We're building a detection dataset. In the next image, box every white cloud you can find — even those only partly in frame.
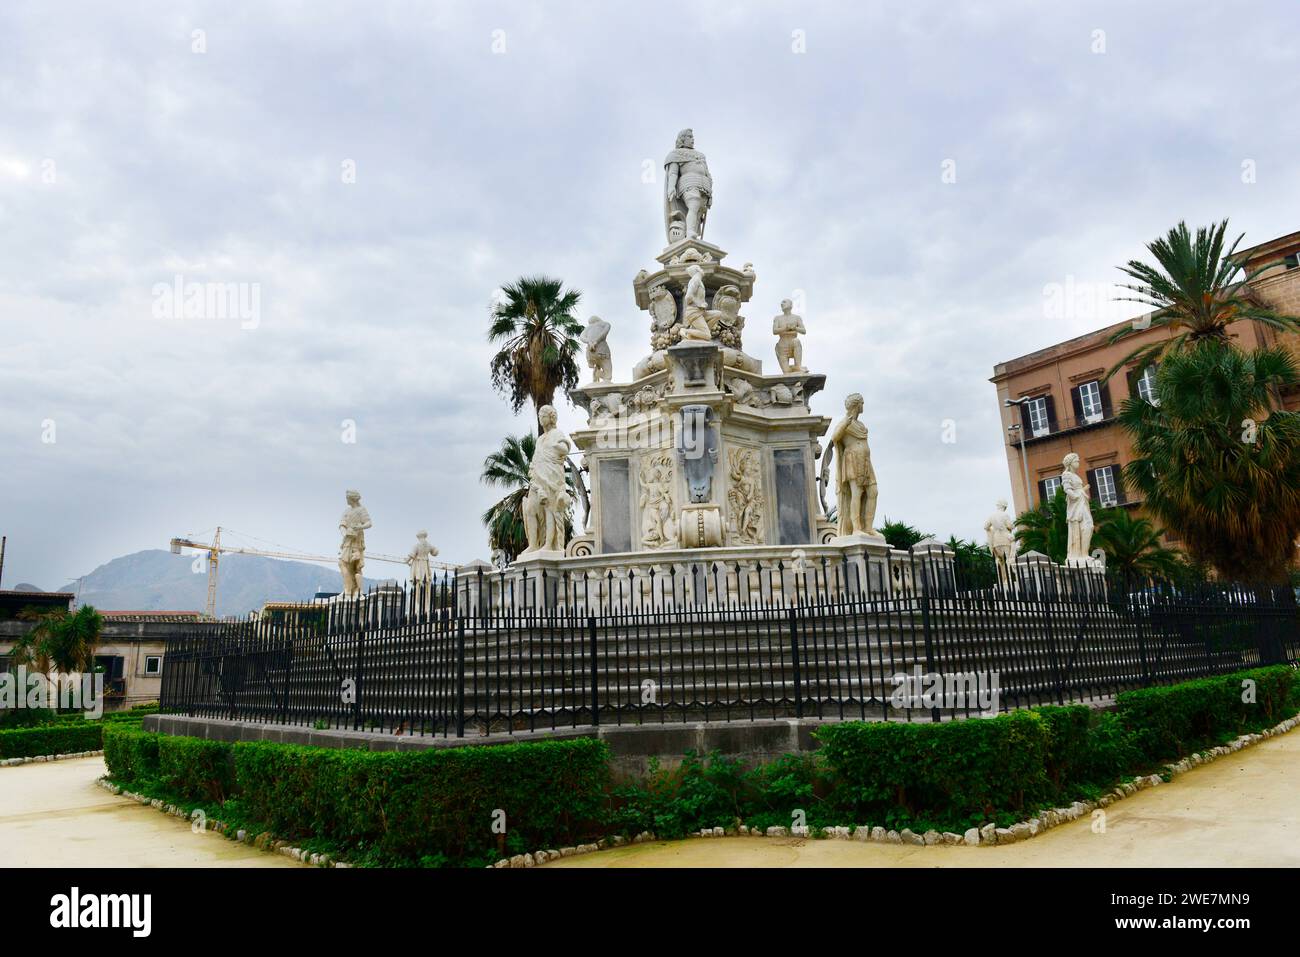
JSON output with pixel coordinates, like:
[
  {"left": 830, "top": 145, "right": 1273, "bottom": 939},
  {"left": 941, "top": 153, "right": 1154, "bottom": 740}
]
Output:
[{"left": 3, "top": 0, "right": 1299, "bottom": 587}]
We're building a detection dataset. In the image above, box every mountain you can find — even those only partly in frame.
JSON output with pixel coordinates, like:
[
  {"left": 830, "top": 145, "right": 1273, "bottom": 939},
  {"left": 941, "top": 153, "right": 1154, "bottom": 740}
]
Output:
[{"left": 60, "top": 550, "right": 394, "bottom": 618}]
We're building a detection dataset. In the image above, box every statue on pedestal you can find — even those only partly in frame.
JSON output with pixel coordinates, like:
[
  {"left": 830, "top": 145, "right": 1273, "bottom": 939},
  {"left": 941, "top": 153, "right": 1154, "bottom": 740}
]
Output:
[
  {"left": 825, "top": 393, "right": 878, "bottom": 537},
  {"left": 406, "top": 530, "right": 439, "bottom": 583},
  {"left": 664, "top": 128, "right": 712, "bottom": 242},
  {"left": 1062, "top": 453, "right": 1095, "bottom": 563},
  {"left": 581, "top": 315, "right": 613, "bottom": 382},
  {"left": 772, "top": 299, "right": 807, "bottom": 373},
  {"left": 680, "top": 265, "right": 713, "bottom": 341},
  {"left": 338, "top": 489, "right": 372, "bottom": 597},
  {"left": 984, "top": 500, "right": 1018, "bottom": 586},
  {"left": 521, "top": 405, "right": 572, "bottom": 556}
]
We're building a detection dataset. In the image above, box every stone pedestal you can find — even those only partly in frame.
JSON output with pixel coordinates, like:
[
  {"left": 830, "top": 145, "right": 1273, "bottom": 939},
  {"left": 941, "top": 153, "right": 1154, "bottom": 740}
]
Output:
[{"left": 911, "top": 538, "right": 957, "bottom": 597}]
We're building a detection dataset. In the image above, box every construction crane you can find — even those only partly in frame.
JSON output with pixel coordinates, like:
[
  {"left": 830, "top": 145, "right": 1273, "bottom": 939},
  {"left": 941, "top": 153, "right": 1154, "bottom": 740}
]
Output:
[{"left": 169, "top": 527, "right": 459, "bottom": 619}]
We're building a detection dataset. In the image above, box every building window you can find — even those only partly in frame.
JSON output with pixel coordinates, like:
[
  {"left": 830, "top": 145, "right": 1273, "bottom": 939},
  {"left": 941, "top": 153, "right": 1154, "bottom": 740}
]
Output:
[
  {"left": 1027, "top": 396, "right": 1050, "bottom": 437},
  {"left": 1042, "top": 476, "right": 1062, "bottom": 502},
  {"left": 1135, "top": 365, "right": 1159, "bottom": 405},
  {"left": 1285, "top": 253, "right": 1299, "bottom": 270},
  {"left": 1078, "top": 381, "right": 1104, "bottom": 422},
  {"left": 1094, "top": 466, "right": 1119, "bottom": 507},
  {"left": 144, "top": 655, "right": 162, "bottom": 676}
]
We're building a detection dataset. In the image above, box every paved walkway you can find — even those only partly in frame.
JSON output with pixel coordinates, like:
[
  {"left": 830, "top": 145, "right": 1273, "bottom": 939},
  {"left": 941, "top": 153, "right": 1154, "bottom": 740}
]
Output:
[
  {"left": 547, "top": 729, "right": 1300, "bottom": 868},
  {"left": 0, "top": 757, "right": 300, "bottom": 868}
]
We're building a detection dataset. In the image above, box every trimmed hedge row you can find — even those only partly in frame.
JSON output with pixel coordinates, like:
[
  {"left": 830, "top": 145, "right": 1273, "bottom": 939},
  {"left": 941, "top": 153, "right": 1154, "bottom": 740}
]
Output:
[
  {"left": 1117, "top": 666, "right": 1298, "bottom": 762},
  {"left": 101, "top": 666, "right": 1299, "bottom": 863},
  {"left": 0, "top": 703, "right": 159, "bottom": 758},
  {"left": 0, "top": 722, "right": 104, "bottom": 759},
  {"left": 103, "top": 724, "right": 610, "bottom": 866}
]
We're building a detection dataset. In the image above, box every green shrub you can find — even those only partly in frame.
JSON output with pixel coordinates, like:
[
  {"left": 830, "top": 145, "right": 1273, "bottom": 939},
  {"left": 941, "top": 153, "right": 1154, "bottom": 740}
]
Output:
[
  {"left": 611, "top": 751, "right": 750, "bottom": 839},
  {"left": 1118, "top": 666, "right": 1297, "bottom": 762},
  {"left": 107, "top": 732, "right": 610, "bottom": 867},
  {"left": 158, "top": 736, "right": 235, "bottom": 803},
  {"left": 816, "top": 709, "right": 1054, "bottom": 831},
  {"left": 0, "top": 721, "right": 102, "bottom": 758},
  {"left": 0, "top": 708, "right": 57, "bottom": 729},
  {"left": 102, "top": 722, "right": 161, "bottom": 783}
]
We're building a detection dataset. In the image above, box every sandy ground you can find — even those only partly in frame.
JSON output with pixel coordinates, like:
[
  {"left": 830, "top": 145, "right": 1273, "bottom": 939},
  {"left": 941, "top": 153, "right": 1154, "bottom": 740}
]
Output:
[
  {"left": 0, "top": 757, "right": 301, "bottom": 868},
  {"left": 546, "top": 729, "right": 1300, "bottom": 868}
]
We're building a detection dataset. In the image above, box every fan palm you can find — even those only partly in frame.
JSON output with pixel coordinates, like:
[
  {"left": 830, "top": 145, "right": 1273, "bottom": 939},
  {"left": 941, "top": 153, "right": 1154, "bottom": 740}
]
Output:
[
  {"left": 1118, "top": 342, "right": 1300, "bottom": 582},
  {"left": 1013, "top": 492, "right": 1113, "bottom": 565},
  {"left": 481, "top": 433, "right": 536, "bottom": 564},
  {"left": 488, "top": 276, "right": 583, "bottom": 428},
  {"left": 10, "top": 605, "right": 103, "bottom": 677},
  {"left": 1106, "top": 220, "right": 1300, "bottom": 379},
  {"left": 878, "top": 518, "right": 931, "bottom": 552},
  {"left": 1090, "top": 509, "right": 1184, "bottom": 582}
]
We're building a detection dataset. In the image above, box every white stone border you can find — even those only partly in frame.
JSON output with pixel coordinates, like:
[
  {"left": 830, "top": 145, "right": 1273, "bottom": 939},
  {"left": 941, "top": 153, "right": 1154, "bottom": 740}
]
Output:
[
  {"left": 94, "top": 779, "right": 352, "bottom": 868},
  {"left": 502, "top": 712, "right": 1300, "bottom": 866},
  {"left": 0, "top": 749, "right": 103, "bottom": 767}
]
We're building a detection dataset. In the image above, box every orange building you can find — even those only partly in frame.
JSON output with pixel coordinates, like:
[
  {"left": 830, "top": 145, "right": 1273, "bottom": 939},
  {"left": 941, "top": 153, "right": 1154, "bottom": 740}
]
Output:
[{"left": 990, "top": 229, "right": 1300, "bottom": 527}]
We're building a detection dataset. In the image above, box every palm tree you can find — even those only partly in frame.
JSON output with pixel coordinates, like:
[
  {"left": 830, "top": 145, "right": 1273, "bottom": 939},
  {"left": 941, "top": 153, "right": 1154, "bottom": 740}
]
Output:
[
  {"left": 480, "top": 432, "right": 578, "bottom": 562},
  {"left": 488, "top": 276, "right": 583, "bottom": 427},
  {"left": 10, "top": 607, "right": 58, "bottom": 674},
  {"left": 1090, "top": 510, "right": 1184, "bottom": 582},
  {"left": 1014, "top": 492, "right": 1071, "bottom": 564},
  {"left": 878, "top": 518, "right": 931, "bottom": 552},
  {"left": 1106, "top": 220, "right": 1300, "bottom": 378},
  {"left": 481, "top": 433, "right": 536, "bottom": 564},
  {"left": 1118, "top": 342, "right": 1300, "bottom": 582},
  {"left": 47, "top": 605, "right": 104, "bottom": 674}
]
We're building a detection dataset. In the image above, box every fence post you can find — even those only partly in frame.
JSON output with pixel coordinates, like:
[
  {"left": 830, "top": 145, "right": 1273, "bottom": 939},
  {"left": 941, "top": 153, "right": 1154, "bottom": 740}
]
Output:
[
  {"left": 1132, "top": 579, "right": 1153, "bottom": 687},
  {"left": 351, "top": 606, "right": 365, "bottom": 731},
  {"left": 588, "top": 616, "right": 600, "bottom": 727},
  {"left": 917, "top": 556, "right": 940, "bottom": 723},
  {"left": 788, "top": 605, "right": 803, "bottom": 719},
  {"left": 280, "top": 635, "right": 293, "bottom": 725},
  {"left": 455, "top": 618, "right": 466, "bottom": 738}
]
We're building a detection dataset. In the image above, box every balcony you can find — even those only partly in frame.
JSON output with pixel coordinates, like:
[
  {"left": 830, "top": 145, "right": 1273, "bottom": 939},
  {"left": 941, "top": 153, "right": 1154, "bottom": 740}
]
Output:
[{"left": 1008, "top": 411, "right": 1118, "bottom": 447}]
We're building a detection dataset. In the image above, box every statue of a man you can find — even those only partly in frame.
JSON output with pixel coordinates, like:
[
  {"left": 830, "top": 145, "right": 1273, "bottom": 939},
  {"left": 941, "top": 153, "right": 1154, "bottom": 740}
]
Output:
[
  {"left": 406, "top": 530, "right": 439, "bottom": 583},
  {"left": 522, "top": 405, "right": 572, "bottom": 555},
  {"left": 984, "top": 499, "right": 1018, "bottom": 586},
  {"left": 680, "top": 265, "right": 712, "bottom": 341},
  {"left": 825, "top": 393, "right": 879, "bottom": 537},
  {"left": 580, "top": 315, "right": 613, "bottom": 382},
  {"left": 772, "top": 299, "right": 807, "bottom": 373},
  {"left": 338, "top": 489, "right": 372, "bottom": 597},
  {"left": 664, "top": 128, "right": 712, "bottom": 242},
  {"left": 1062, "top": 453, "right": 1095, "bottom": 563}
]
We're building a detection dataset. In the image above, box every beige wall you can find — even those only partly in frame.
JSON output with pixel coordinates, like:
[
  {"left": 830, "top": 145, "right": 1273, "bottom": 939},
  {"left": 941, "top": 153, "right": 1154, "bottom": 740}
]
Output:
[{"left": 992, "top": 247, "right": 1300, "bottom": 524}]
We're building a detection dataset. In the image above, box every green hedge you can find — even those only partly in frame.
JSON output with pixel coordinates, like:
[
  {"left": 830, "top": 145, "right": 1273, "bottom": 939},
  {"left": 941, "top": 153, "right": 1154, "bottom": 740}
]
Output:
[
  {"left": 98, "top": 667, "right": 1300, "bottom": 863},
  {"left": 815, "top": 709, "right": 1058, "bottom": 830},
  {"left": 0, "top": 722, "right": 103, "bottom": 759},
  {"left": 102, "top": 722, "right": 160, "bottom": 782},
  {"left": 103, "top": 725, "right": 610, "bottom": 867},
  {"left": 159, "top": 736, "right": 236, "bottom": 803},
  {"left": 1117, "top": 666, "right": 1299, "bottom": 762}
]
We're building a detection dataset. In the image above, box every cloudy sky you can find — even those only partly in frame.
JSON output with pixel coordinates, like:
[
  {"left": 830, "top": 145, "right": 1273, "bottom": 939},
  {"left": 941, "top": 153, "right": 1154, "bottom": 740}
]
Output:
[{"left": 3, "top": 1, "right": 1298, "bottom": 591}]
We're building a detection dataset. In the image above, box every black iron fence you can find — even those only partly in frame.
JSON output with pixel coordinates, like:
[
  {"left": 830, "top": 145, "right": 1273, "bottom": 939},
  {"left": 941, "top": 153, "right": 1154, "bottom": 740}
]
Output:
[{"left": 158, "top": 553, "right": 1300, "bottom": 736}]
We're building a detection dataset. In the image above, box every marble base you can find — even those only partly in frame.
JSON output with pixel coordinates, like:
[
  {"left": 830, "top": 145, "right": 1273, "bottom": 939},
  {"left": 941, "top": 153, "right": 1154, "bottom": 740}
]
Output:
[{"left": 830, "top": 532, "right": 888, "bottom": 548}]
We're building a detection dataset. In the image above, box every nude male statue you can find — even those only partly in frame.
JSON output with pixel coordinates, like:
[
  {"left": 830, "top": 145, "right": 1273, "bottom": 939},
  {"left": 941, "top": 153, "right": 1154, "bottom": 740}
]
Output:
[{"left": 772, "top": 299, "right": 807, "bottom": 373}]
